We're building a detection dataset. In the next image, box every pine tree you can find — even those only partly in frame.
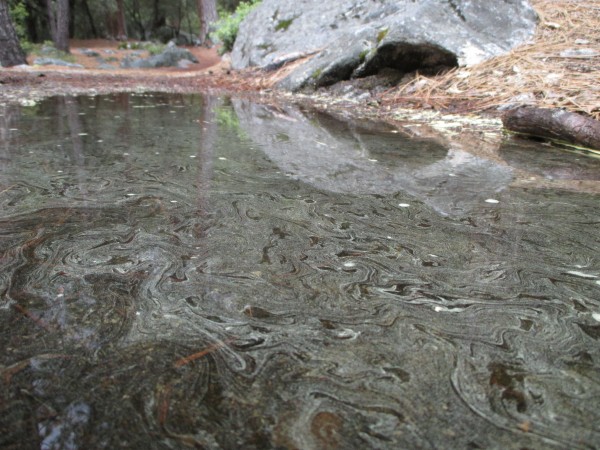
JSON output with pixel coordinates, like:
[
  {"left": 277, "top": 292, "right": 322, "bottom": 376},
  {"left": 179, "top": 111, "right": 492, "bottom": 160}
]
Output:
[
  {"left": 0, "top": 0, "right": 27, "bottom": 67},
  {"left": 197, "top": 0, "right": 217, "bottom": 45},
  {"left": 46, "top": 0, "right": 69, "bottom": 52}
]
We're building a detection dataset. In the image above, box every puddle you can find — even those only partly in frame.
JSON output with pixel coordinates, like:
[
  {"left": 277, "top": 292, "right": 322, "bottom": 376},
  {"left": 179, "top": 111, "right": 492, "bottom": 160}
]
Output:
[{"left": 1, "top": 93, "right": 599, "bottom": 449}]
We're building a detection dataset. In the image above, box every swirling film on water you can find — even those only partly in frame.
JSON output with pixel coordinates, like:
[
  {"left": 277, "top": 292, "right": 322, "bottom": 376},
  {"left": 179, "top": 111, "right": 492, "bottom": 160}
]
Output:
[{"left": 0, "top": 93, "right": 599, "bottom": 449}]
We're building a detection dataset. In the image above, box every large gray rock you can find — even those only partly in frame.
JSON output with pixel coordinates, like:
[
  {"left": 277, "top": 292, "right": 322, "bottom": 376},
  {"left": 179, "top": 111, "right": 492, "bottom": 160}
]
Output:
[
  {"left": 120, "top": 46, "right": 198, "bottom": 69},
  {"left": 232, "top": 0, "right": 538, "bottom": 91},
  {"left": 33, "top": 57, "right": 84, "bottom": 68}
]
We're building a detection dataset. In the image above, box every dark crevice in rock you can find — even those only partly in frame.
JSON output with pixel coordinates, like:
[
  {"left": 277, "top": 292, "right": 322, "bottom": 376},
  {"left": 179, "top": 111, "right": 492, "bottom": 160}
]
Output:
[
  {"left": 447, "top": 0, "right": 467, "bottom": 22},
  {"left": 315, "top": 63, "right": 358, "bottom": 89},
  {"left": 356, "top": 42, "right": 458, "bottom": 78}
]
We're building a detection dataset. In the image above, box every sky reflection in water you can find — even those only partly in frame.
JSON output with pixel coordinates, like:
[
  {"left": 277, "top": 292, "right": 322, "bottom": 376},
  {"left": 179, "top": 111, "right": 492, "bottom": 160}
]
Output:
[{"left": 0, "top": 93, "right": 599, "bottom": 449}]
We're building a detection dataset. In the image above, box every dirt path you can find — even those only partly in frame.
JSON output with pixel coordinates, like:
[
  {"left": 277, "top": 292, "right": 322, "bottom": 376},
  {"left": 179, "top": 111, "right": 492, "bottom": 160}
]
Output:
[
  {"left": 66, "top": 39, "right": 222, "bottom": 72},
  {"left": 0, "top": 39, "right": 269, "bottom": 105}
]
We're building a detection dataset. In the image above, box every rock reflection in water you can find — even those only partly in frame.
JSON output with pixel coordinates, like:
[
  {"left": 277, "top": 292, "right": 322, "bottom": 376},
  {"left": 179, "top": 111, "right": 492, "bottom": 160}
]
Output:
[
  {"left": 233, "top": 101, "right": 514, "bottom": 216},
  {"left": 0, "top": 94, "right": 599, "bottom": 449}
]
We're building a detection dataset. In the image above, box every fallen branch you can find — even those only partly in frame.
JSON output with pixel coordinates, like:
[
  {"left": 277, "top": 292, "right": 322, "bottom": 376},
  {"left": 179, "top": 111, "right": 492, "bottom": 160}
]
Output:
[{"left": 502, "top": 106, "right": 600, "bottom": 150}]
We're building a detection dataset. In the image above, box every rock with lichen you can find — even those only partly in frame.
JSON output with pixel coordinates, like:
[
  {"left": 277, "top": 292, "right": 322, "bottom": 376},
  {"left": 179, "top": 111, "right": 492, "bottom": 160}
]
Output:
[{"left": 232, "top": 0, "right": 538, "bottom": 91}]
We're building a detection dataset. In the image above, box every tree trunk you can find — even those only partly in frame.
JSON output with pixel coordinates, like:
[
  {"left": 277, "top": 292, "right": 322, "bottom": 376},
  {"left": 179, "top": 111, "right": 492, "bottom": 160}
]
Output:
[
  {"left": 46, "top": 0, "right": 69, "bottom": 52},
  {"left": 503, "top": 107, "right": 600, "bottom": 151},
  {"left": 115, "top": 0, "right": 127, "bottom": 40},
  {"left": 151, "top": 0, "right": 163, "bottom": 30},
  {"left": 68, "top": 0, "right": 74, "bottom": 37},
  {"left": 80, "top": 0, "right": 98, "bottom": 38},
  {"left": 0, "top": 0, "right": 27, "bottom": 67},
  {"left": 24, "top": 0, "right": 44, "bottom": 42},
  {"left": 196, "top": 0, "right": 217, "bottom": 45}
]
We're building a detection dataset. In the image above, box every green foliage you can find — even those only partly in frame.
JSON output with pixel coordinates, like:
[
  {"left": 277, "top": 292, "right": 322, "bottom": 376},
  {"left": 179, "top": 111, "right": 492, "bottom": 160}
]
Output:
[
  {"left": 257, "top": 43, "right": 273, "bottom": 51},
  {"left": 215, "top": 104, "right": 249, "bottom": 139},
  {"left": 311, "top": 68, "right": 323, "bottom": 79},
  {"left": 144, "top": 43, "right": 166, "bottom": 55},
  {"left": 377, "top": 28, "right": 389, "bottom": 43},
  {"left": 20, "top": 41, "right": 36, "bottom": 55},
  {"left": 26, "top": 41, "right": 76, "bottom": 62},
  {"left": 359, "top": 49, "right": 369, "bottom": 62},
  {"left": 118, "top": 41, "right": 166, "bottom": 55},
  {"left": 218, "top": 0, "right": 244, "bottom": 14},
  {"left": 216, "top": 106, "right": 240, "bottom": 131},
  {"left": 8, "top": 1, "right": 29, "bottom": 48},
  {"left": 274, "top": 18, "right": 294, "bottom": 32},
  {"left": 211, "top": 0, "right": 261, "bottom": 55}
]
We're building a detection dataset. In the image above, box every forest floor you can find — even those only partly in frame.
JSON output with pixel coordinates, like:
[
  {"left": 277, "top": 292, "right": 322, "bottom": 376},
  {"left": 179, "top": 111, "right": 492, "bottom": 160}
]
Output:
[{"left": 0, "top": 0, "right": 598, "bottom": 124}]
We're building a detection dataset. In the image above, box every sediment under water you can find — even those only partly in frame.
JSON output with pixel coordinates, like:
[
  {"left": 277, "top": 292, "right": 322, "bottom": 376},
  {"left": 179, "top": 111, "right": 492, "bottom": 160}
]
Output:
[{"left": 0, "top": 93, "right": 599, "bottom": 449}]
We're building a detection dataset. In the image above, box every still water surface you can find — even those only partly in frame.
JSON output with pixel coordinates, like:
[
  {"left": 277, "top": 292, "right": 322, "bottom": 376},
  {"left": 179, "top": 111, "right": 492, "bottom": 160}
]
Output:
[{"left": 0, "top": 94, "right": 599, "bottom": 449}]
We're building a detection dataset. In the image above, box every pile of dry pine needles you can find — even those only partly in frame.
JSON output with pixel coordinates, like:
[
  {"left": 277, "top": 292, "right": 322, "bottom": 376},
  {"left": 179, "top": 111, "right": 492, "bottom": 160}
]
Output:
[{"left": 382, "top": 0, "right": 600, "bottom": 119}]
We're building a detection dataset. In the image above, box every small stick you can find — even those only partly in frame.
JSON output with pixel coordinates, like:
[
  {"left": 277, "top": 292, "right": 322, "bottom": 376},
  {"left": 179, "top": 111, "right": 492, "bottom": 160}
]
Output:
[
  {"left": 12, "top": 304, "right": 53, "bottom": 331},
  {"left": 2, "top": 354, "right": 71, "bottom": 384},
  {"left": 173, "top": 338, "right": 235, "bottom": 368}
]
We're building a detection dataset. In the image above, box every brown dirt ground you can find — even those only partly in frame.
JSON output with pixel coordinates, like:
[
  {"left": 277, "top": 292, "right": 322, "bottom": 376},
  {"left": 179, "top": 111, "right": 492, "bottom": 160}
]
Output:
[
  {"left": 0, "top": 0, "right": 598, "bottom": 122},
  {"left": 0, "top": 40, "right": 253, "bottom": 100},
  {"left": 66, "top": 39, "right": 222, "bottom": 72}
]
